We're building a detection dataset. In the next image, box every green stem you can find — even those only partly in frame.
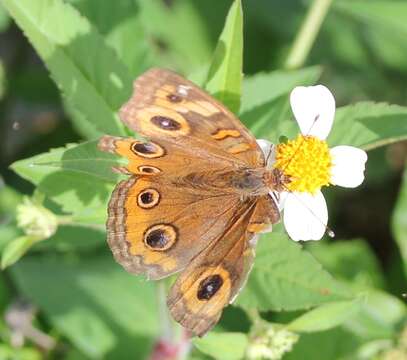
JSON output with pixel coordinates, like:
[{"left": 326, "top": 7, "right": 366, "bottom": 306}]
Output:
[
  {"left": 57, "top": 215, "right": 74, "bottom": 225},
  {"left": 154, "top": 281, "right": 192, "bottom": 360},
  {"left": 247, "top": 308, "right": 262, "bottom": 326},
  {"left": 156, "top": 280, "right": 173, "bottom": 341},
  {"left": 57, "top": 216, "right": 105, "bottom": 231},
  {"left": 284, "top": 0, "right": 333, "bottom": 70}
]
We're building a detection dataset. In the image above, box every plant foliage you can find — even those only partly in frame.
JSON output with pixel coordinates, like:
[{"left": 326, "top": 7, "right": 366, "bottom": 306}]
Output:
[{"left": 1, "top": 0, "right": 406, "bottom": 359}]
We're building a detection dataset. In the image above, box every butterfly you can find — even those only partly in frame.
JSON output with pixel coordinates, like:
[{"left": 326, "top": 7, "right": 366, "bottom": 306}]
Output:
[{"left": 98, "top": 68, "right": 287, "bottom": 336}]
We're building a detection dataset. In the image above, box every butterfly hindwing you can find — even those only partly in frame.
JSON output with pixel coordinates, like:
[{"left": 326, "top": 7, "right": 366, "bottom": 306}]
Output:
[
  {"left": 167, "top": 201, "right": 258, "bottom": 336},
  {"left": 167, "top": 195, "right": 279, "bottom": 336}
]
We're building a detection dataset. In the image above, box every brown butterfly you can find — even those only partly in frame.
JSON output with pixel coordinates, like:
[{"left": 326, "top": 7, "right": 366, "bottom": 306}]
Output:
[{"left": 98, "top": 68, "right": 287, "bottom": 336}]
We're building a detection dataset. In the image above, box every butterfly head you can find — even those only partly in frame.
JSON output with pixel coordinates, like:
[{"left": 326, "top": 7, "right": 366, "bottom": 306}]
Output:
[{"left": 264, "top": 168, "right": 292, "bottom": 193}]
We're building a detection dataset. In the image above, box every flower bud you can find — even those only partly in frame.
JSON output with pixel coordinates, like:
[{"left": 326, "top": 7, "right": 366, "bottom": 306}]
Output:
[
  {"left": 16, "top": 197, "right": 58, "bottom": 239},
  {"left": 246, "top": 324, "right": 298, "bottom": 360}
]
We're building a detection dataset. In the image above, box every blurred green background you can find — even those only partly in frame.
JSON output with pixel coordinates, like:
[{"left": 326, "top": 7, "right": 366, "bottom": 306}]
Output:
[{"left": 0, "top": 0, "right": 407, "bottom": 359}]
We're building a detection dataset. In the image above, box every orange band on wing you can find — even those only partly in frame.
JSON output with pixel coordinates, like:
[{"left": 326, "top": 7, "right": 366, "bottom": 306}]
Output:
[
  {"left": 227, "top": 143, "right": 252, "bottom": 154},
  {"left": 211, "top": 129, "right": 242, "bottom": 140}
]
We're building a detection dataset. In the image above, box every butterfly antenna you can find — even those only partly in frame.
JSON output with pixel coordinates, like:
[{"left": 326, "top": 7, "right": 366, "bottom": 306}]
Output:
[{"left": 265, "top": 144, "right": 275, "bottom": 165}]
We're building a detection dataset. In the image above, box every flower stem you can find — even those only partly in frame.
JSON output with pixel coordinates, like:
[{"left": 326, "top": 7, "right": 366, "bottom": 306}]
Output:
[
  {"left": 57, "top": 216, "right": 105, "bottom": 231},
  {"left": 156, "top": 280, "right": 172, "bottom": 341},
  {"left": 149, "top": 281, "right": 192, "bottom": 360},
  {"left": 284, "top": 0, "right": 333, "bottom": 70},
  {"left": 247, "top": 308, "right": 262, "bottom": 326}
]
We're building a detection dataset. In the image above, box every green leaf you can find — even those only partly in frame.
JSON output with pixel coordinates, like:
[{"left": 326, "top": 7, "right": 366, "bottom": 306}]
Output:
[
  {"left": 0, "top": 184, "right": 22, "bottom": 218},
  {"left": 241, "top": 66, "right": 322, "bottom": 114},
  {"left": 137, "top": 0, "right": 212, "bottom": 72},
  {"left": 334, "top": 1, "right": 407, "bottom": 72},
  {"left": 205, "top": 0, "right": 243, "bottom": 113},
  {"left": 392, "top": 165, "right": 407, "bottom": 275},
  {"left": 105, "top": 15, "right": 152, "bottom": 78},
  {"left": 286, "top": 298, "right": 363, "bottom": 333},
  {"left": 12, "top": 141, "right": 124, "bottom": 183},
  {"left": 0, "top": 225, "right": 22, "bottom": 253},
  {"left": 193, "top": 332, "right": 248, "bottom": 360},
  {"left": 2, "top": 0, "right": 132, "bottom": 137},
  {"left": 364, "top": 23, "right": 407, "bottom": 72},
  {"left": 323, "top": 15, "right": 370, "bottom": 69},
  {"left": 284, "top": 327, "right": 361, "bottom": 360},
  {"left": 1, "top": 236, "right": 37, "bottom": 269},
  {"left": 306, "top": 239, "right": 385, "bottom": 288},
  {"left": 343, "top": 289, "right": 406, "bottom": 340},
  {"left": 36, "top": 225, "right": 105, "bottom": 252},
  {"left": 309, "top": 239, "right": 407, "bottom": 339},
  {"left": 69, "top": 0, "right": 137, "bottom": 36},
  {"left": 240, "top": 67, "right": 321, "bottom": 141},
  {"left": 43, "top": 172, "right": 110, "bottom": 222},
  {"left": 329, "top": 102, "right": 407, "bottom": 150},
  {"left": 11, "top": 144, "right": 115, "bottom": 221},
  {"left": 237, "top": 231, "right": 353, "bottom": 312},
  {"left": 11, "top": 252, "right": 158, "bottom": 359},
  {"left": 334, "top": 1, "right": 407, "bottom": 36},
  {"left": 0, "top": 345, "right": 42, "bottom": 360},
  {"left": 244, "top": 95, "right": 295, "bottom": 140},
  {"left": 11, "top": 146, "right": 70, "bottom": 185},
  {"left": 0, "top": 3, "right": 11, "bottom": 33},
  {"left": 64, "top": 101, "right": 104, "bottom": 139},
  {"left": 62, "top": 141, "right": 124, "bottom": 182},
  {"left": 68, "top": 0, "right": 153, "bottom": 77}
]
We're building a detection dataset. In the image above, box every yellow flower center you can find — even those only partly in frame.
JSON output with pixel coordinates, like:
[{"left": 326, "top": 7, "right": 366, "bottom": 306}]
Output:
[{"left": 274, "top": 135, "right": 332, "bottom": 194}]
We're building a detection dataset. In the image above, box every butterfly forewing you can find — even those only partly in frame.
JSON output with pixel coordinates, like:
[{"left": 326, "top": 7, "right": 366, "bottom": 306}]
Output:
[
  {"left": 98, "top": 135, "right": 237, "bottom": 177},
  {"left": 119, "top": 68, "right": 264, "bottom": 168}
]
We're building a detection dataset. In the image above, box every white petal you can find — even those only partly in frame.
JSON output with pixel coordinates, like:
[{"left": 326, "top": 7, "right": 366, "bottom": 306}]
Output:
[
  {"left": 290, "top": 85, "right": 336, "bottom": 140},
  {"left": 283, "top": 191, "right": 328, "bottom": 241},
  {"left": 330, "top": 146, "right": 368, "bottom": 188},
  {"left": 256, "top": 138, "right": 275, "bottom": 168}
]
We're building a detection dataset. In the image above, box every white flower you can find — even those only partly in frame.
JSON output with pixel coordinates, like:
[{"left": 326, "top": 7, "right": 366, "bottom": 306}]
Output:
[{"left": 257, "top": 85, "right": 367, "bottom": 241}]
